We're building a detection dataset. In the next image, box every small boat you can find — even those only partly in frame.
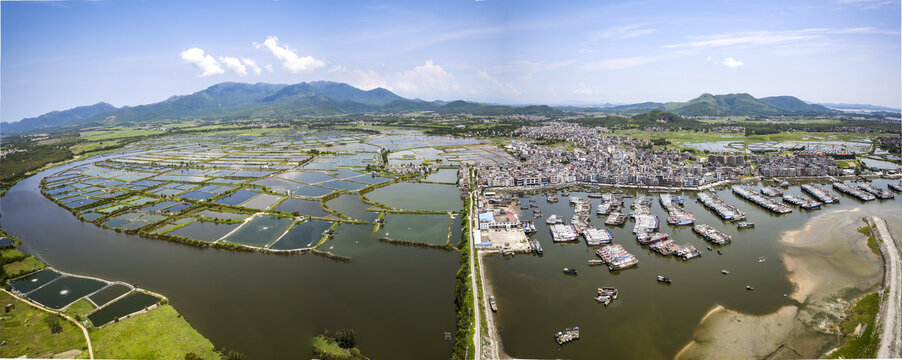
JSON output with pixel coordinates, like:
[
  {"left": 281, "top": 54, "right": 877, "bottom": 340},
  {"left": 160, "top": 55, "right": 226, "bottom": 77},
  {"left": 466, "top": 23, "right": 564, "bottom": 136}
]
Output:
[
  {"left": 657, "top": 275, "right": 672, "bottom": 284},
  {"left": 758, "top": 256, "right": 767, "bottom": 263},
  {"left": 587, "top": 259, "right": 605, "bottom": 266},
  {"left": 746, "top": 286, "right": 755, "bottom": 290},
  {"left": 706, "top": 246, "right": 712, "bottom": 251},
  {"left": 717, "top": 250, "right": 723, "bottom": 255},
  {"left": 489, "top": 296, "right": 498, "bottom": 312},
  {"left": 737, "top": 222, "right": 755, "bottom": 229},
  {"left": 588, "top": 193, "right": 603, "bottom": 198},
  {"left": 554, "top": 327, "right": 580, "bottom": 345},
  {"left": 563, "top": 268, "right": 578, "bottom": 275},
  {"left": 599, "top": 287, "right": 618, "bottom": 300},
  {"left": 780, "top": 181, "right": 790, "bottom": 188},
  {"left": 721, "top": 270, "right": 730, "bottom": 275}
]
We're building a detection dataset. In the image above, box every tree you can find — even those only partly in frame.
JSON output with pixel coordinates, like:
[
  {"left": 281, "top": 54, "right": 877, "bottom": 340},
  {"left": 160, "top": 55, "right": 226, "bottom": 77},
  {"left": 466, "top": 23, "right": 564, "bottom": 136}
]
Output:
[
  {"left": 336, "top": 328, "right": 357, "bottom": 349},
  {"left": 184, "top": 353, "right": 204, "bottom": 360}
]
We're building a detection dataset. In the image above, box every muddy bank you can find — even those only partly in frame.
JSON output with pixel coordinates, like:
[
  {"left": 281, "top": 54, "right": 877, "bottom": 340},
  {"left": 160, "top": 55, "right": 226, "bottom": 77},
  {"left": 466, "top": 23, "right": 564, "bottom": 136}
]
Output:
[{"left": 677, "top": 207, "right": 886, "bottom": 359}]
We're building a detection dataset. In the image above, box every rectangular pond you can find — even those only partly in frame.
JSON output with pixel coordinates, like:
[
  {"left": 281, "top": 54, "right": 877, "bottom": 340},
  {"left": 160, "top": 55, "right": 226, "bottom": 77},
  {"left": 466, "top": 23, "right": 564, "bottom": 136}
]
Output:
[
  {"left": 214, "top": 189, "right": 260, "bottom": 206},
  {"left": 168, "top": 221, "right": 243, "bottom": 242},
  {"left": 269, "top": 219, "right": 333, "bottom": 250},
  {"left": 221, "top": 215, "right": 295, "bottom": 248},
  {"left": 28, "top": 276, "right": 107, "bottom": 309},
  {"left": 273, "top": 198, "right": 330, "bottom": 217},
  {"left": 88, "top": 283, "right": 132, "bottom": 307},
  {"left": 380, "top": 213, "right": 451, "bottom": 246},
  {"left": 9, "top": 269, "right": 62, "bottom": 293},
  {"left": 365, "top": 182, "right": 463, "bottom": 212},
  {"left": 88, "top": 292, "right": 160, "bottom": 327}
]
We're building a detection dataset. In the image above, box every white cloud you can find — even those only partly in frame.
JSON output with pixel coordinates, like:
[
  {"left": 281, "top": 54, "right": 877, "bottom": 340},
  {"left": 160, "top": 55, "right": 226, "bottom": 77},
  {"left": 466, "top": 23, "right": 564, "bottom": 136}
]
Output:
[
  {"left": 254, "top": 36, "right": 325, "bottom": 73},
  {"left": 346, "top": 69, "right": 391, "bottom": 90},
  {"left": 219, "top": 56, "right": 248, "bottom": 76},
  {"left": 180, "top": 48, "right": 224, "bottom": 77},
  {"left": 264, "top": 64, "right": 275, "bottom": 73},
  {"left": 589, "top": 23, "right": 655, "bottom": 41},
  {"left": 394, "top": 60, "right": 458, "bottom": 93},
  {"left": 478, "top": 71, "right": 520, "bottom": 95},
  {"left": 706, "top": 56, "right": 713, "bottom": 62},
  {"left": 572, "top": 82, "right": 594, "bottom": 95},
  {"left": 665, "top": 30, "right": 820, "bottom": 49},
  {"left": 328, "top": 65, "right": 348, "bottom": 73},
  {"left": 722, "top": 57, "right": 744, "bottom": 68},
  {"left": 242, "top": 58, "right": 262, "bottom": 75}
]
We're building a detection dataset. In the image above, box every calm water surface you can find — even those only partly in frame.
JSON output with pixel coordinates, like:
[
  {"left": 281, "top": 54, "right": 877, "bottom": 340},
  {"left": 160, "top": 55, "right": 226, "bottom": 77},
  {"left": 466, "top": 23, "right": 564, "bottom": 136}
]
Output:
[{"left": 0, "top": 156, "right": 457, "bottom": 359}]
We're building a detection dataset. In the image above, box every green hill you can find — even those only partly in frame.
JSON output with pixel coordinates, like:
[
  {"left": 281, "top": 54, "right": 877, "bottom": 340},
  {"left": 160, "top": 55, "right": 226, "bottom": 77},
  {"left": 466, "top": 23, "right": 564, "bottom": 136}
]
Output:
[{"left": 607, "top": 93, "right": 834, "bottom": 116}]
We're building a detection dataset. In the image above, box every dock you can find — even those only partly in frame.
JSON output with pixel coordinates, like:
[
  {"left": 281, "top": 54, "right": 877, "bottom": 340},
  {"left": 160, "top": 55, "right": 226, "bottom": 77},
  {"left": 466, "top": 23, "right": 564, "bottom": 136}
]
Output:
[
  {"left": 858, "top": 183, "right": 895, "bottom": 199},
  {"left": 660, "top": 193, "right": 695, "bottom": 226}
]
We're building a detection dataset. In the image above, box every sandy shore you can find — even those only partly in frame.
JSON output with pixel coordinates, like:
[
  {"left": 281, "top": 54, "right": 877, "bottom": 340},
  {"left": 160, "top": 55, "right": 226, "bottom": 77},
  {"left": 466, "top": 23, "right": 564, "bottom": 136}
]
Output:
[{"left": 677, "top": 206, "right": 887, "bottom": 359}]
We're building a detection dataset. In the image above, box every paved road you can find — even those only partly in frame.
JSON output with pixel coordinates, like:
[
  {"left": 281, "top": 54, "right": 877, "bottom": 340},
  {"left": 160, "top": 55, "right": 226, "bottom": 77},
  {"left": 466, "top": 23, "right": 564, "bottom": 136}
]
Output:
[
  {"left": 2, "top": 288, "right": 94, "bottom": 359},
  {"left": 468, "top": 188, "right": 482, "bottom": 359},
  {"left": 870, "top": 216, "right": 901, "bottom": 359}
]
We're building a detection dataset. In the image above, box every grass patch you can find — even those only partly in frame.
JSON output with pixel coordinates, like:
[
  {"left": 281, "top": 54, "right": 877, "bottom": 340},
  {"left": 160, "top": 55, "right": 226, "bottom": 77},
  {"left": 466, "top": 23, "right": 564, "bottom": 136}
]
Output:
[
  {"left": 826, "top": 291, "right": 881, "bottom": 359},
  {"left": 311, "top": 334, "right": 369, "bottom": 360},
  {"left": 1, "top": 248, "right": 27, "bottom": 263},
  {"left": 3, "top": 256, "right": 48, "bottom": 279},
  {"left": 858, "top": 226, "right": 881, "bottom": 257},
  {"left": 90, "top": 305, "right": 218, "bottom": 360},
  {"left": 0, "top": 291, "right": 87, "bottom": 359},
  {"left": 63, "top": 298, "right": 96, "bottom": 319}
]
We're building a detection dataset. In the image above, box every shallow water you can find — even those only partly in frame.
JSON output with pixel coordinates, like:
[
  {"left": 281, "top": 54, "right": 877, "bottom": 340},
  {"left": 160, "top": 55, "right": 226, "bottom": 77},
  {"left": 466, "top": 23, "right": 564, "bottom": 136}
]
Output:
[{"left": 484, "top": 180, "right": 902, "bottom": 359}]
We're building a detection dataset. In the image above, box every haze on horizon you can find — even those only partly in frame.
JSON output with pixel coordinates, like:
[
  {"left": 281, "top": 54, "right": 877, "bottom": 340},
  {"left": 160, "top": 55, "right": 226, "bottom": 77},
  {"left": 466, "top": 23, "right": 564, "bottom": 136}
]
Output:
[{"left": 1, "top": 0, "right": 900, "bottom": 123}]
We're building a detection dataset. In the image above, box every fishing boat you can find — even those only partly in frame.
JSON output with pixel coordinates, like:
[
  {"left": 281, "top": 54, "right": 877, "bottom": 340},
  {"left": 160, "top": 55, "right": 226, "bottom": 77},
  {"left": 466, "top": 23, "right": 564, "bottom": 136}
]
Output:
[
  {"left": 587, "top": 259, "right": 605, "bottom": 266},
  {"left": 657, "top": 275, "right": 672, "bottom": 284},
  {"left": 547, "top": 195, "right": 559, "bottom": 203},
  {"left": 531, "top": 239, "right": 543, "bottom": 255},
  {"left": 746, "top": 286, "right": 755, "bottom": 291},
  {"left": 721, "top": 270, "right": 730, "bottom": 275},
  {"left": 563, "top": 268, "right": 578, "bottom": 275},
  {"left": 545, "top": 214, "right": 564, "bottom": 225},
  {"left": 489, "top": 296, "right": 498, "bottom": 312},
  {"left": 554, "top": 327, "right": 580, "bottom": 345},
  {"left": 737, "top": 221, "right": 755, "bottom": 229}
]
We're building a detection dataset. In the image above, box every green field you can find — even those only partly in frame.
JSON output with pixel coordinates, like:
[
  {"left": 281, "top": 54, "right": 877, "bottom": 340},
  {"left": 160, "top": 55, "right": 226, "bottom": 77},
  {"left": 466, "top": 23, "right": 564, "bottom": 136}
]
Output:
[
  {"left": 826, "top": 291, "right": 881, "bottom": 359},
  {"left": 2, "top": 256, "right": 47, "bottom": 279},
  {"left": 90, "top": 305, "right": 219, "bottom": 360},
  {"left": 63, "top": 298, "right": 96, "bottom": 319},
  {"left": 312, "top": 335, "right": 369, "bottom": 360},
  {"left": 0, "top": 291, "right": 87, "bottom": 359}
]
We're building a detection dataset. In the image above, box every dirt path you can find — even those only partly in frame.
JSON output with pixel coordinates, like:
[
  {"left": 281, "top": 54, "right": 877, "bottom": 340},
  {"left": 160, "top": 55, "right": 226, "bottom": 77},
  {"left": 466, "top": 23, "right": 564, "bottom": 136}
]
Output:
[
  {"left": 2, "top": 288, "right": 94, "bottom": 359},
  {"left": 477, "top": 251, "right": 503, "bottom": 359},
  {"left": 869, "top": 216, "right": 902, "bottom": 358}
]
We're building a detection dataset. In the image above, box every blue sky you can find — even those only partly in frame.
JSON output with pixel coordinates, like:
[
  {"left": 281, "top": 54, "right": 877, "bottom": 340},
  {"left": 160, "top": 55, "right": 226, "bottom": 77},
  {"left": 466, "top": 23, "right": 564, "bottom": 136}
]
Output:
[{"left": 2, "top": 0, "right": 900, "bottom": 122}]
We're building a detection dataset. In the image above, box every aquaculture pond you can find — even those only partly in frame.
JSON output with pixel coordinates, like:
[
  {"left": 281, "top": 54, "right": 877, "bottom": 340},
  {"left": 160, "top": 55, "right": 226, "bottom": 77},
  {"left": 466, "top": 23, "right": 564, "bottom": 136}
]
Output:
[
  {"left": 270, "top": 219, "right": 332, "bottom": 250},
  {"left": 380, "top": 214, "right": 451, "bottom": 246},
  {"left": 27, "top": 276, "right": 106, "bottom": 309},
  {"left": 167, "top": 221, "right": 242, "bottom": 242},
  {"left": 9, "top": 269, "right": 62, "bottom": 293},
  {"left": 88, "top": 283, "right": 132, "bottom": 307},
  {"left": 326, "top": 195, "right": 378, "bottom": 222},
  {"left": 88, "top": 292, "right": 161, "bottom": 327},
  {"left": 2, "top": 132, "right": 483, "bottom": 359},
  {"left": 365, "top": 182, "right": 464, "bottom": 212},
  {"left": 423, "top": 169, "right": 459, "bottom": 183},
  {"left": 273, "top": 198, "right": 330, "bottom": 217},
  {"left": 221, "top": 215, "right": 295, "bottom": 248}
]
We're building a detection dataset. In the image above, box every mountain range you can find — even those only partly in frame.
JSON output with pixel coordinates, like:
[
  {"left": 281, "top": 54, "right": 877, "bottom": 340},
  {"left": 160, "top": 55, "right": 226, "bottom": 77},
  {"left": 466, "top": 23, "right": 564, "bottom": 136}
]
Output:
[
  {"left": 602, "top": 93, "right": 833, "bottom": 116},
  {"left": 0, "top": 81, "right": 876, "bottom": 134}
]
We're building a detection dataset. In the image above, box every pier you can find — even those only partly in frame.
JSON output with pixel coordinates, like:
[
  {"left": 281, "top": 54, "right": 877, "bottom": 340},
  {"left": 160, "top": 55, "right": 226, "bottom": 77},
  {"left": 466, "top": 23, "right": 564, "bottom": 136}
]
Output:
[
  {"left": 693, "top": 224, "right": 732, "bottom": 245},
  {"left": 858, "top": 183, "right": 895, "bottom": 199}
]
